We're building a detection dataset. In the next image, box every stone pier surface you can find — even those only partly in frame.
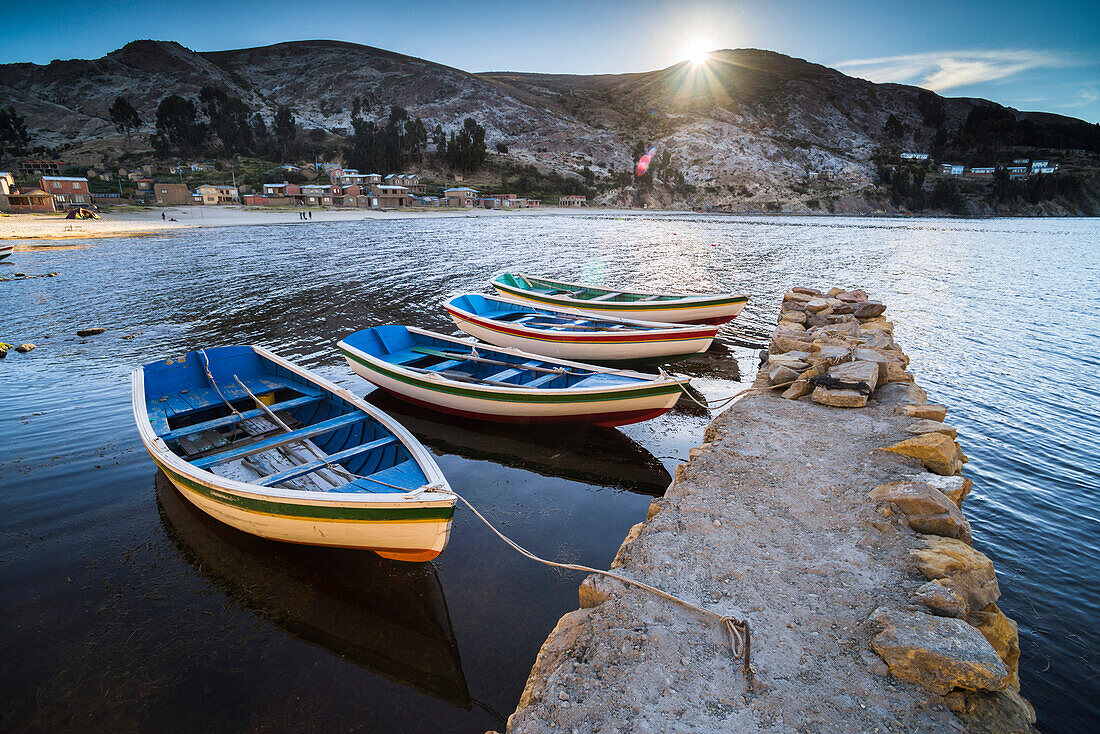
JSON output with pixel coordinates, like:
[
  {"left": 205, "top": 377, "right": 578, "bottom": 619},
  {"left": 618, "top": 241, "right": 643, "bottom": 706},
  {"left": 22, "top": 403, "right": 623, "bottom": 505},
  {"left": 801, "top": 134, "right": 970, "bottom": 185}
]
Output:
[{"left": 505, "top": 288, "right": 1036, "bottom": 734}]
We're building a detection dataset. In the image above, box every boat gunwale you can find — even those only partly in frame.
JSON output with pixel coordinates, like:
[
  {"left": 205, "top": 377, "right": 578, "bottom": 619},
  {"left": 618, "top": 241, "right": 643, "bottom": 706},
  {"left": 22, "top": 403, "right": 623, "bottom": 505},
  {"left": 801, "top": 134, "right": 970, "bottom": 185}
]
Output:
[
  {"left": 491, "top": 271, "right": 749, "bottom": 305},
  {"left": 337, "top": 326, "right": 691, "bottom": 398},
  {"left": 131, "top": 345, "right": 455, "bottom": 508},
  {"left": 444, "top": 293, "right": 720, "bottom": 338}
]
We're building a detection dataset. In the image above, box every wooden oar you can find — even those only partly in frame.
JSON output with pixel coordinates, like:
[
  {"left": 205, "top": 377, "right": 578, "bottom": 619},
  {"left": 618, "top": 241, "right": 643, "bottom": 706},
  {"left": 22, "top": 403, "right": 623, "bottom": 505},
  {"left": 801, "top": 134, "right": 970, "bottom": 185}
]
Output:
[{"left": 411, "top": 346, "right": 582, "bottom": 376}]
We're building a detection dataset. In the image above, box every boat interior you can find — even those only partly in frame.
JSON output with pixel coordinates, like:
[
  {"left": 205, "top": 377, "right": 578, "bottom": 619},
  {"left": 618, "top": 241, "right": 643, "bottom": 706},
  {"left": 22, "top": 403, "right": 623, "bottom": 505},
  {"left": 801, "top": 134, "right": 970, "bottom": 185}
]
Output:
[
  {"left": 495, "top": 272, "right": 677, "bottom": 303},
  {"left": 142, "top": 347, "right": 427, "bottom": 493},
  {"left": 450, "top": 294, "right": 666, "bottom": 332},
  {"left": 344, "top": 327, "right": 649, "bottom": 390}
]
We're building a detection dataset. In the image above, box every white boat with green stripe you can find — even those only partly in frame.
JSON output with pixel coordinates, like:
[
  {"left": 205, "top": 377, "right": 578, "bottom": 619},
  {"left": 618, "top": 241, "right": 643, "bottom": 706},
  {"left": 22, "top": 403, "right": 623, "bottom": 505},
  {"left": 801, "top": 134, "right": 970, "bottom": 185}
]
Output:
[
  {"left": 132, "top": 345, "right": 455, "bottom": 562},
  {"left": 491, "top": 272, "right": 749, "bottom": 325},
  {"left": 338, "top": 326, "right": 691, "bottom": 427}
]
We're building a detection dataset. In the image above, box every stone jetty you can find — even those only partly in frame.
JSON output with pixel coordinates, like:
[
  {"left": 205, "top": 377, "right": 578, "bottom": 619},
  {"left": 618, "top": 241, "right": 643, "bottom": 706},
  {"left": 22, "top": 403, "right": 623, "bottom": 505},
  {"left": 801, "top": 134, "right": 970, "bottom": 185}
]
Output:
[{"left": 504, "top": 288, "right": 1036, "bottom": 734}]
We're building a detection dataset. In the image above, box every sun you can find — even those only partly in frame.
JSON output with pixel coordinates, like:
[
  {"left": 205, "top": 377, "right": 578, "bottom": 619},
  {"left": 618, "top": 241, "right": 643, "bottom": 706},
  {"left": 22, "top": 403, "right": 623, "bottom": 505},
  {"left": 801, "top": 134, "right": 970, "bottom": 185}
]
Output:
[{"left": 682, "top": 39, "right": 713, "bottom": 67}]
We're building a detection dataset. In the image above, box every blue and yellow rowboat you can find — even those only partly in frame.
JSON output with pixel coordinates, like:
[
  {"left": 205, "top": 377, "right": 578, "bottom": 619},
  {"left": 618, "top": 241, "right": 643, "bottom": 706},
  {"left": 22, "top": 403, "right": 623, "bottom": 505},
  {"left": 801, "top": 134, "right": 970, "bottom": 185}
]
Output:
[
  {"left": 491, "top": 272, "right": 749, "bottom": 325},
  {"left": 132, "top": 345, "right": 455, "bottom": 561}
]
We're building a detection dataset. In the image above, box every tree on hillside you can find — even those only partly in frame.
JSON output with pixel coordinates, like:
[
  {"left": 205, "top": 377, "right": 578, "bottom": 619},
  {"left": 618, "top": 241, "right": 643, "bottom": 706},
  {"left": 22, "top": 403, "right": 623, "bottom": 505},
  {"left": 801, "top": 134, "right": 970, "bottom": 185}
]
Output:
[
  {"left": 152, "top": 95, "right": 206, "bottom": 158},
  {"left": 884, "top": 114, "right": 906, "bottom": 142},
  {"left": 274, "top": 106, "right": 297, "bottom": 162},
  {"left": 199, "top": 86, "right": 253, "bottom": 157},
  {"left": 109, "top": 96, "right": 141, "bottom": 150},
  {"left": 0, "top": 106, "right": 30, "bottom": 157},
  {"left": 916, "top": 91, "right": 946, "bottom": 128},
  {"left": 444, "top": 118, "right": 487, "bottom": 173},
  {"left": 344, "top": 106, "right": 429, "bottom": 173}
]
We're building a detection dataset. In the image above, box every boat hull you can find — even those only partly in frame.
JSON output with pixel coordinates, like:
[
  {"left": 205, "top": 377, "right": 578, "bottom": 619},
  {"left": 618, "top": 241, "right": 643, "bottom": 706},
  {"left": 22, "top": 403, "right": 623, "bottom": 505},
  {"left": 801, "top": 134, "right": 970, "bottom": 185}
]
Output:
[
  {"left": 492, "top": 281, "right": 747, "bottom": 325},
  {"left": 445, "top": 306, "right": 715, "bottom": 362},
  {"left": 0, "top": 244, "right": 13, "bottom": 261},
  {"left": 341, "top": 348, "right": 685, "bottom": 427},
  {"left": 151, "top": 452, "right": 454, "bottom": 561}
]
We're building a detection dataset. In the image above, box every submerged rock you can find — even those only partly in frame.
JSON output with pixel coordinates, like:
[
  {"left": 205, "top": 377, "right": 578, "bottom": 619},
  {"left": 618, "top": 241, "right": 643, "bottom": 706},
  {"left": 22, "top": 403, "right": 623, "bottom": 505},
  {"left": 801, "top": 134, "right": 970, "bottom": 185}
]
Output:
[
  {"left": 868, "top": 607, "right": 1009, "bottom": 695},
  {"left": 910, "top": 535, "right": 1001, "bottom": 611},
  {"left": 77, "top": 327, "right": 106, "bottom": 337},
  {"left": 959, "top": 687, "right": 1038, "bottom": 733},
  {"left": 15, "top": 344, "right": 35, "bottom": 353}
]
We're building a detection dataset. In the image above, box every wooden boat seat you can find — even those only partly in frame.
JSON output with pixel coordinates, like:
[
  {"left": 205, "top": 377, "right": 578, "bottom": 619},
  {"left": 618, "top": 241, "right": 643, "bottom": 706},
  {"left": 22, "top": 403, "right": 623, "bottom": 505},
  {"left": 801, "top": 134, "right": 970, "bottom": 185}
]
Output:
[
  {"left": 525, "top": 372, "right": 564, "bottom": 388},
  {"left": 589, "top": 292, "right": 622, "bottom": 301},
  {"left": 641, "top": 295, "right": 662, "bottom": 301},
  {"left": 331, "top": 459, "right": 424, "bottom": 494},
  {"left": 254, "top": 436, "right": 398, "bottom": 487},
  {"left": 191, "top": 412, "right": 368, "bottom": 469},
  {"left": 423, "top": 359, "right": 464, "bottom": 372},
  {"left": 160, "top": 394, "right": 325, "bottom": 441}
]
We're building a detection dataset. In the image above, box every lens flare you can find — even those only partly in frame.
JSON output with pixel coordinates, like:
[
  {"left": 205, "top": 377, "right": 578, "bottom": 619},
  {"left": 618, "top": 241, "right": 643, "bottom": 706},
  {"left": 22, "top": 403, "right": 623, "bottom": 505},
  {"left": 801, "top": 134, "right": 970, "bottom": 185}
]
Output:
[{"left": 635, "top": 147, "right": 658, "bottom": 177}]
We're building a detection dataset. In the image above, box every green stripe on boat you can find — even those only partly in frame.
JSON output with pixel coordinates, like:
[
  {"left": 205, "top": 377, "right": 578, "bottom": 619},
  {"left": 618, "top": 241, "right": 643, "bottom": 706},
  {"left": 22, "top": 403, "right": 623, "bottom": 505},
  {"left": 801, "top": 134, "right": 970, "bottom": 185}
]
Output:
[{"left": 340, "top": 348, "right": 682, "bottom": 403}]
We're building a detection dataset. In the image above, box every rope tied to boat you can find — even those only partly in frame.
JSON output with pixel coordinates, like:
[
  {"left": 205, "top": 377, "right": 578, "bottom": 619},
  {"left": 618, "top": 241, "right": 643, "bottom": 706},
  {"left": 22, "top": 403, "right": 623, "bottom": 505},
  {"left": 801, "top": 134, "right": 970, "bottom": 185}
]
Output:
[
  {"left": 660, "top": 369, "right": 797, "bottom": 410},
  {"left": 449, "top": 490, "right": 753, "bottom": 672}
]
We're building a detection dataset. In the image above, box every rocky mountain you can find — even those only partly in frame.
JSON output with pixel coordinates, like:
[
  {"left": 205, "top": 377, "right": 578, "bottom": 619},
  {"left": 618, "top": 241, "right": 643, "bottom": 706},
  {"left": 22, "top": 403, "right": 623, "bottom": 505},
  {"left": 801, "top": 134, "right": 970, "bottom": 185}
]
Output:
[{"left": 1, "top": 40, "right": 1095, "bottom": 211}]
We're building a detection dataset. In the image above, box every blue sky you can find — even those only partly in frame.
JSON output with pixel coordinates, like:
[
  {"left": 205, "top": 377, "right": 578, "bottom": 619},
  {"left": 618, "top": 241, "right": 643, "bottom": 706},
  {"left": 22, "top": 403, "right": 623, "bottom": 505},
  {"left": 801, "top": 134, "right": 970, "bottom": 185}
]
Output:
[{"left": 2, "top": 0, "right": 1098, "bottom": 121}]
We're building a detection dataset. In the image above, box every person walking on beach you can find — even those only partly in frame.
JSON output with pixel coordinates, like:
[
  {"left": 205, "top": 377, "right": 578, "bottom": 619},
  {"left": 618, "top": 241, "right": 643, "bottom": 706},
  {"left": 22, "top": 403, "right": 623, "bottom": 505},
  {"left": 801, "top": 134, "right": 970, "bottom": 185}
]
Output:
[
  {"left": 161, "top": 212, "right": 165, "bottom": 221},
  {"left": 308, "top": 210, "right": 312, "bottom": 220}
]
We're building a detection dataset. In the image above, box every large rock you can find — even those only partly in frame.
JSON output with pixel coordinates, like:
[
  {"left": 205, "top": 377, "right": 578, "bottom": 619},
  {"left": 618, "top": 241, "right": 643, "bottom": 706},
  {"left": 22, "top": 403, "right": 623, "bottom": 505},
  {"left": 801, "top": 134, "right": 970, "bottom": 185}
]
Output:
[
  {"left": 805, "top": 298, "right": 831, "bottom": 313},
  {"left": 911, "top": 535, "right": 1001, "bottom": 611},
  {"left": 766, "top": 364, "right": 801, "bottom": 386},
  {"left": 958, "top": 688, "right": 1038, "bottom": 733},
  {"left": 768, "top": 353, "right": 810, "bottom": 371},
  {"left": 850, "top": 348, "right": 895, "bottom": 382},
  {"left": 783, "top": 290, "right": 814, "bottom": 303},
  {"left": 781, "top": 309, "right": 808, "bottom": 324},
  {"left": 837, "top": 289, "right": 869, "bottom": 303},
  {"left": 886, "top": 362, "right": 914, "bottom": 383},
  {"left": 771, "top": 335, "right": 815, "bottom": 354},
  {"left": 855, "top": 301, "right": 887, "bottom": 318},
  {"left": 777, "top": 320, "right": 807, "bottom": 332},
  {"left": 791, "top": 286, "right": 821, "bottom": 296},
  {"left": 914, "top": 579, "right": 969, "bottom": 618},
  {"left": 920, "top": 474, "right": 973, "bottom": 507},
  {"left": 906, "top": 420, "right": 958, "bottom": 439},
  {"left": 869, "top": 481, "right": 971, "bottom": 543},
  {"left": 812, "top": 386, "right": 867, "bottom": 408},
  {"left": 901, "top": 404, "right": 949, "bottom": 421},
  {"left": 781, "top": 364, "right": 825, "bottom": 400},
  {"left": 970, "top": 603, "right": 1021, "bottom": 691},
  {"left": 868, "top": 607, "right": 1009, "bottom": 694},
  {"left": 829, "top": 360, "right": 881, "bottom": 392},
  {"left": 808, "top": 345, "right": 852, "bottom": 365},
  {"left": 875, "top": 382, "right": 927, "bottom": 406},
  {"left": 880, "top": 433, "right": 965, "bottom": 475}
]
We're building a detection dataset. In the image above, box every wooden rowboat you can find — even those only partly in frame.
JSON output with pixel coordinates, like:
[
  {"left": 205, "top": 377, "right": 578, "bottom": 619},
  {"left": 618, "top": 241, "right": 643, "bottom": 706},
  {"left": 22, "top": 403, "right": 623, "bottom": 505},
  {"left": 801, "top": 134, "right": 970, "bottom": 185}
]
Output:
[
  {"left": 338, "top": 326, "right": 691, "bottom": 427},
  {"left": 132, "top": 345, "right": 455, "bottom": 561},
  {"left": 444, "top": 293, "right": 717, "bottom": 362},
  {"left": 491, "top": 272, "right": 748, "bottom": 325},
  {"left": 0, "top": 243, "right": 13, "bottom": 261}
]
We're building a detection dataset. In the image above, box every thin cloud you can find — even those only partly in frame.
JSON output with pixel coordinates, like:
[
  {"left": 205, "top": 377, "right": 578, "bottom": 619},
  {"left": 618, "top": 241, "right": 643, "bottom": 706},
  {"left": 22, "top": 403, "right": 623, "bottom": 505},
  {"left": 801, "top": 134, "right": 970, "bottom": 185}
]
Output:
[{"left": 836, "top": 49, "right": 1078, "bottom": 91}]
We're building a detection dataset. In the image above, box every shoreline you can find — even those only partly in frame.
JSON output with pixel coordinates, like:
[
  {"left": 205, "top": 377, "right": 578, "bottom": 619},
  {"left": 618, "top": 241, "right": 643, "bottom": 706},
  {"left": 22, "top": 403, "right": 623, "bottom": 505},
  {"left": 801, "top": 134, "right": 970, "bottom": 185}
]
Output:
[
  {"left": 504, "top": 289, "right": 1036, "bottom": 733},
  {"left": 4, "top": 206, "right": 1094, "bottom": 243}
]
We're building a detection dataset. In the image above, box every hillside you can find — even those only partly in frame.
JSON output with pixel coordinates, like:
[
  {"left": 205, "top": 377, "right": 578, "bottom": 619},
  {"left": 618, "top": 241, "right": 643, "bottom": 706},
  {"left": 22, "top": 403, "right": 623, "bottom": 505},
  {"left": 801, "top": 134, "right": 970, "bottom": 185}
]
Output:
[{"left": 2, "top": 40, "right": 1096, "bottom": 213}]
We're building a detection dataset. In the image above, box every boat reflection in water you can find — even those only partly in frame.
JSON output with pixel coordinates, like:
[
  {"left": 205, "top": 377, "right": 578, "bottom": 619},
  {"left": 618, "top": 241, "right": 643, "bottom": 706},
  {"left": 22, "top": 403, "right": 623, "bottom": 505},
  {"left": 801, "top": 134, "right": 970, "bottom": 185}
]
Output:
[
  {"left": 155, "top": 473, "right": 474, "bottom": 710},
  {"left": 368, "top": 391, "right": 673, "bottom": 495}
]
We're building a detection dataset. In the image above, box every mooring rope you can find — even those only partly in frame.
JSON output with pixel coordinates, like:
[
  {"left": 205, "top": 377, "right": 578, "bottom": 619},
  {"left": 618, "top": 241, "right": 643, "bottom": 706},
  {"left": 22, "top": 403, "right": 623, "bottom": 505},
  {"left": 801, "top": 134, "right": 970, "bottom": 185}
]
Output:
[
  {"left": 198, "top": 349, "right": 245, "bottom": 421},
  {"left": 449, "top": 489, "right": 752, "bottom": 673}
]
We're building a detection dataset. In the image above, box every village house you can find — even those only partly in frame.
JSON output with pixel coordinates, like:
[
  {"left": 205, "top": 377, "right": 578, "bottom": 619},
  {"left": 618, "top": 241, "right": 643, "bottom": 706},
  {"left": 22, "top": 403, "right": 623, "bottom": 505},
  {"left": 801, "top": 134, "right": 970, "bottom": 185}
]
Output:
[
  {"left": 341, "top": 184, "right": 377, "bottom": 208},
  {"left": 19, "top": 160, "right": 64, "bottom": 178},
  {"left": 154, "top": 183, "right": 191, "bottom": 205},
  {"left": 261, "top": 182, "right": 303, "bottom": 205},
  {"left": 40, "top": 176, "right": 91, "bottom": 207},
  {"left": 1, "top": 179, "right": 56, "bottom": 212},
  {"left": 559, "top": 194, "right": 587, "bottom": 207},
  {"left": 372, "top": 184, "right": 409, "bottom": 208},
  {"left": 1031, "top": 160, "right": 1058, "bottom": 174},
  {"left": 938, "top": 164, "right": 965, "bottom": 176},
  {"left": 967, "top": 167, "right": 996, "bottom": 177},
  {"left": 443, "top": 186, "right": 479, "bottom": 207},
  {"left": 196, "top": 184, "right": 239, "bottom": 205},
  {"left": 300, "top": 184, "right": 339, "bottom": 206},
  {"left": 385, "top": 173, "right": 424, "bottom": 194},
  {"left": 240, "top": 194, "right": 268, "bottom": 206},
  {"left": 900, "top": 153, "right": 929, "bottom": 161}
]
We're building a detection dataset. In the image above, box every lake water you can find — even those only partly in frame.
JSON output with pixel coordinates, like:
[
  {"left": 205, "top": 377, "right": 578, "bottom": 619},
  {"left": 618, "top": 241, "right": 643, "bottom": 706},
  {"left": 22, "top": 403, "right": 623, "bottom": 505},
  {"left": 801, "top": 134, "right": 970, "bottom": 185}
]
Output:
[{"left": 1, "top": 212, "right": 1096, "bottom": 732}]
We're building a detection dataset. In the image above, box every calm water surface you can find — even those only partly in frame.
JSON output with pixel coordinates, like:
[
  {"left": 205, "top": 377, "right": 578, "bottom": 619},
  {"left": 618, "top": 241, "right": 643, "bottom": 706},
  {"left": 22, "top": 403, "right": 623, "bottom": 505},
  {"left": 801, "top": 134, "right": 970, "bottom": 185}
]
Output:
[{"left": 1, "top": 213, "right": 1096, "bottom": 732}]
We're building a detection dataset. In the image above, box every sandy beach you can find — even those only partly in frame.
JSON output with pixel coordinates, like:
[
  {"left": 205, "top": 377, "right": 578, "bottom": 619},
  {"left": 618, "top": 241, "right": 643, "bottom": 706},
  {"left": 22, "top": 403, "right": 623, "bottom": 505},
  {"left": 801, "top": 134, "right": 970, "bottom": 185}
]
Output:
[{"left": 0, "top": 204, "right": 577, "bottom": 241}]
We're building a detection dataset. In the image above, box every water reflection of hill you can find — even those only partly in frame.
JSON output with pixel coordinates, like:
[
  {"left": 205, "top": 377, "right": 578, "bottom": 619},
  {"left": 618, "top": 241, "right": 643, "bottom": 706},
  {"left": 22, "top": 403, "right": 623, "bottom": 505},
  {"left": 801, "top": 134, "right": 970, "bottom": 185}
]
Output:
[
  {"left": 155, "top": 475, "right": 472, "bottom": 709},
  {"left": 368, "top": 392, "right": 672, "bottom": 495}
]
